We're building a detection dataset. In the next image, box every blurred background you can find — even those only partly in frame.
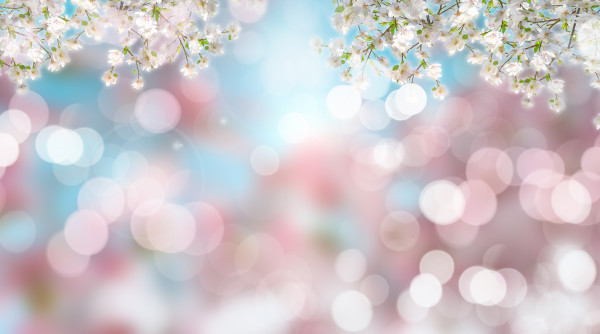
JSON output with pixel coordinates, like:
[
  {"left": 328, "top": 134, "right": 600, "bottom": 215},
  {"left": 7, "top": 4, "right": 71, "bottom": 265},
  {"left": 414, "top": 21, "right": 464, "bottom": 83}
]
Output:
[{"left": 1, "top": 0, "right": 600, "bottom": 333}]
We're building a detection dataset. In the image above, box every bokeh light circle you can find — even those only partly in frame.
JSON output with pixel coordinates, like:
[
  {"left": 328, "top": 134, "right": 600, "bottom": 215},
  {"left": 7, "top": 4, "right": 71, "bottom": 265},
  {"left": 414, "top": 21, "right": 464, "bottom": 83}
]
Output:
[
  {"left": 335, "top": 249, "right": 368, "bottom": 283},
  {"left": 393, "top": 83, "right": 427, "bottom": 118},
  {"left": 557, "top": 249, "right": 597, "bottom": 292},
  {"left": 0, "top": 109, "right": 31, "bottom": 143},
  {"left": 250, "top": 145, "right": 280, "bottom": 176},
  {"left": 409, "top": 273, "right": 443, "bottom": 308},
  {"left": 64, "top": 210, "right": 109, "bottom": 255},
  {"left": 331, "top": 290, "right": 372, "bottom": 332},
  {"left": 419, "top": 250, "right": 455, "bottom": 284},
  {"left": 419, "top": 180, "right": 465, "bottom": 225},
  {"left": 134, "top": 89, "right": 181, "bottom": 134},
  {"left": 78, "top": 177, "right": 125, "bottom": 223},
  {"left": 379, "top": 211, "right": 420, "bottom": 251},
  {"left": 0, "top": 133, "right": 19, "bottom": 167},
  {"left": 327, "top": 85, "right": 362, "bottom": 119}
]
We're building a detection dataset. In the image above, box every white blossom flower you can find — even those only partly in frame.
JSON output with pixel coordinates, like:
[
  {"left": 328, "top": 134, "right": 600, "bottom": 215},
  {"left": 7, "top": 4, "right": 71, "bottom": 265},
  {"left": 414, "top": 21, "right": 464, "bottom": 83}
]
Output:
[
  {"left": 108, "top": 50, "right": 124, "bottom": 66},
  {"left": 425, "top": 63, "right": 442, "bottom": 80},
  {"left": 549, "top": 97, "right": 565, "bottom": 112},
  {"left": 181, "top": 63, "right": 198, "bottom": 78},
  {"left": 433, "top": 85, "right": 448, "bottom": 100},
  {"left": 102, "top": 71, "right": 117, "bottom": 86},
  {"left": 132, "top": 78, "right": 144, "bottom": 90}
]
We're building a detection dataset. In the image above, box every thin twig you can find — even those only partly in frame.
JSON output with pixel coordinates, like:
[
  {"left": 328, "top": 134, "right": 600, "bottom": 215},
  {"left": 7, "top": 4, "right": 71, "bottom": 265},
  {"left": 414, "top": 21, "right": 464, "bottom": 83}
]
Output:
[{"left": 568, "top": 8, "right": 581, "bottom": 49}]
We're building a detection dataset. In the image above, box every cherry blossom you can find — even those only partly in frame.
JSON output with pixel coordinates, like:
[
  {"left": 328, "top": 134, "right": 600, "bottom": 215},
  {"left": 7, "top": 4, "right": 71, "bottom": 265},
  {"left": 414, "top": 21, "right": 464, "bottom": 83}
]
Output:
[
  {"left": 0, "top": 0, "right": 243, "bottom": 91},
  {"left": 320, "top": 0, "right": 600, "bottom": 116}
]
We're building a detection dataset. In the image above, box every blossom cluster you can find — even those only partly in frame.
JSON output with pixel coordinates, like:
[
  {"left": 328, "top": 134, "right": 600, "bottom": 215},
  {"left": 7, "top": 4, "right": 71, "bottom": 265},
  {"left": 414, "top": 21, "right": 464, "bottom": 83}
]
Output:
[
  {"left": 315, "top": 0, "right": 600, "bottom": 113},
  {"left": 0, "top": 0, "right": 241, "bottom": 91}
]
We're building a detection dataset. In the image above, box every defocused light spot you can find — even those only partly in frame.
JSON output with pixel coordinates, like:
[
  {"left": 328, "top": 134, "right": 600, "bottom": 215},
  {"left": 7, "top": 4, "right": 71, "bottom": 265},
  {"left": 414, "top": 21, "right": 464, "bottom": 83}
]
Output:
[
  {"left": 557, "top": 249, "right": 596, "bottom": 292},
  {"left": 127, "top": 176, "right": 166, "bottom": 216},
  {"left": 331, "top": 290, "right": 372, "bottom": 332},
  {"left": 335, "top": 249, "right": 368, "bottom": 283},
  {"left": 401, "top": 133, "right": 431, "bottom": 166},
  {"left": 385, "top": 89, "right": 410, "bottom": 121},
  {"left": 9, "top": 91, "right": 49, "bottom": 132},
  {"left": 393, "top": 83, "right": 427, "bottom": 119},
  {"left": 278, "top": 113, "right": 308, "bottom": 144},
  {"left": 38, "top": 127, "right": 84, "bottom": 165},
  {"left": 379, "top": 211, "right": 420, "bottom": 251},
  {"left": 435, "top": 98, "right": 473, "bottom": 135},
  {"left": 0, "top": 133, "right": 19, "bottom": 167},
  {"left": 581, "top": 146, "right": 600, "bottom": 179},
  {"left": 460, "top": 267, "right": 507, "bottom": 306},
  {"left": 396, "top": 290, "right": 429, "bottom": 323},
  {"left": 497, "top": 268, "right": 528, "bottom": 308},
  {"left": 372, "top": 138, "right": 404, "bottom": 170},
  {"left": 419, "top": 180, "right": 465, "bottom": 225},
  {"left": 74, "top": 127, "right": 104, "bottom": 167},
  {"left": 134, "top": 89, "right": 181, "bottom": 134},
  {"left": 360, "top": 274, "right": 389, "bottom": 305},
  {"left": 131, "top": 203, "right": 196, "bottom": 253},
  {"left": 64, "top": 210, "right": 109, "bottom": 255},
  {"left": 0, "top": 109, "right": 31, "bottom": 143},
  {"left": 47, "top": 233, "right": 90, "bottom": 277},
  {"left": 250, "top": 145, "right": 279, "bottom": 176},
  {"left": 78, "top": 177, "right": 125, "bottom": 223},
  {"left": 327, "top": 85, "right": 361, "bottom": 119},
  {"left": 419, "top": 250, "right": 455, "bottom": 284},
  {"left": 551, "top": 179, "right": 591, "bottom": 224},
  {"left": 185, "top": 202, "right": 225, "bottom": 255},
  {"left": 517, "top": 149, "right": 564, "bottom": 181},
  {"left": 359, "top": 100, "right": 390, "bottom": 131},
  {"left": 0, "top": 211, "right": 36, "bottom": 253},
  {"left": 409, "top": 273, "right": 442, "bottom": 308},
  {"left": 228, "top": 0, "right": 267, "bottom": 23},
  {"left": 460, "top": 180, "right": 497, "bottom": 226},
  {"left": 466, "top": 147, "right": 513, "bottom": 194}
]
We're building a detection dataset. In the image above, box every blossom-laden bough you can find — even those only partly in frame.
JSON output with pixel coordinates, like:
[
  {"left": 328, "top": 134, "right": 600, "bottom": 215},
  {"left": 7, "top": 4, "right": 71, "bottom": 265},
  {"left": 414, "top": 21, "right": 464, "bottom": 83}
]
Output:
[
  {"left": 315, "top": 0, "right": 600, "bottom": 117},
  {"left": 0, "top": 0, "right": 246, "bottom": 91}
]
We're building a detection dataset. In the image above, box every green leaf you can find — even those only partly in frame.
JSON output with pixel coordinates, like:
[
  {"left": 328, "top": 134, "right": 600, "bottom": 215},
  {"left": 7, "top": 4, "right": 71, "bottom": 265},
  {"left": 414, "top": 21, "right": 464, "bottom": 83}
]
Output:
[
  {"left": 393, "top": 64, "right": 399, "bottom": 70},
  {"left": 151, "top": 51, "right": 157, "bottom": 57},
  {"left": 417, "top": 29, "right": 422, "bottom": 35},
  {"left": 335, "top": 6, "right": 344, "bottom": 13},
  {"left": 113, "top": 73, "right": 118, "bottom": 77},
  {"left": 82, "top": 20, "right": 88, "bottom": 26},
  {"left": 228, "top": 34, "right": 232, "bottom": 40},
  {"left": 493, "top": 60, "right": 498, "bottom": 65},
  {"left": 51, "top": 47, "right": 57, "bottom": 51},
  {"left": 123, "top": 46, "right": 129, "bottom": 55},
  {"left": 462, "top": 34, "right": 468, "bottom": 39}
]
